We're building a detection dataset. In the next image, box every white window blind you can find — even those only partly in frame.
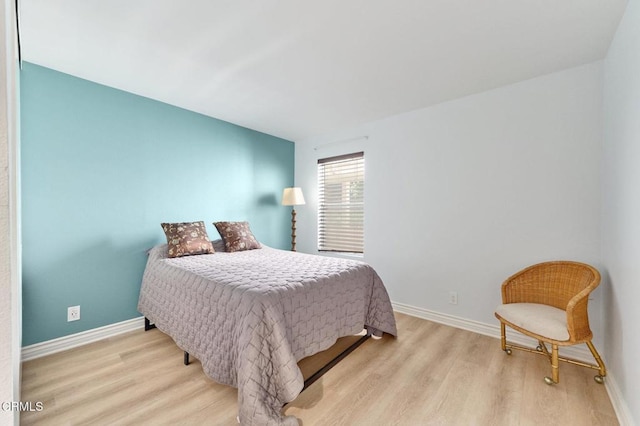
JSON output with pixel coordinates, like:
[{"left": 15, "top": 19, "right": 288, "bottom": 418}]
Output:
[{"left": 317, "top": 152, "right": 364, "bottom": 253}]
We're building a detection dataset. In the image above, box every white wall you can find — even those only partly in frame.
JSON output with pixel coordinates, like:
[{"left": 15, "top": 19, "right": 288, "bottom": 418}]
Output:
[
  {"left": 295, "top": 62, "right": 603, "bottom": 342},
  {"left": 1, "top": 0, "right": 20, "bottom": 425},
  {"left": 602, "top": 0, "right": 640, "bottom": 424}
]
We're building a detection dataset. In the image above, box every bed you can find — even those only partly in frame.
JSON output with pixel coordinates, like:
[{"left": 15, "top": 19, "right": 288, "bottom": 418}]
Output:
[{"left": 137, "top": 239, "right": 397, "bottom": 425}]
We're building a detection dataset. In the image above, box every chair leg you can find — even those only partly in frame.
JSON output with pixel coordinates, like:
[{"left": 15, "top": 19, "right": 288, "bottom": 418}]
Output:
[
  {"left": 586, "top": 341, "right": 606, "bottom": 383},
  {"left": 500, "top": 323, "right": 512, "bottom": 355},
  {"left": 544, "top": 344, "right": 559, "bottom": 385}
]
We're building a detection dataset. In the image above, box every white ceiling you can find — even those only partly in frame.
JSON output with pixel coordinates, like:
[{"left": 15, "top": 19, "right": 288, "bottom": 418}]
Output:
[{"left": 19, "top": 0, "right": 628, "bottom": 141}]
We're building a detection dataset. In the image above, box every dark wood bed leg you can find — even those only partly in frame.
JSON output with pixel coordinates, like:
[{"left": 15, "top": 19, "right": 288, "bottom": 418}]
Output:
[
  {"left": 184, "top": 351, "right": 190, "bottom": 365},
  {"left": 144, "top": 317, "right": 156, "bottom": 331}
]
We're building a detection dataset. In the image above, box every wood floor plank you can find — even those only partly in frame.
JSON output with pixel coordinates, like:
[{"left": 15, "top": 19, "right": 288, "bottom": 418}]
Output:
[{"left": 21, "top": 313, "right": 618, "bottom": 425}]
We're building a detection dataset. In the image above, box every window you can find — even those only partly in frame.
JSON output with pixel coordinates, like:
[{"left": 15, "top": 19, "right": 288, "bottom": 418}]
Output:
[{"left": 317, "top": 152, "right": 364, "bottom": 253}]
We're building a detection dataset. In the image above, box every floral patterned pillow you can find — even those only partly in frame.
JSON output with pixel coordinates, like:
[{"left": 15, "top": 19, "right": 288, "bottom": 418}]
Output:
[
  {"left": 213, "top": 221, "right": 261, "bottom": 252},
  {"left": 161, "top": 221, "right": 215, "bottom": 258}
]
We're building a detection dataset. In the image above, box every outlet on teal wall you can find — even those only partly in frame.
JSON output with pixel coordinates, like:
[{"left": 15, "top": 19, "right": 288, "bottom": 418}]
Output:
[{"left": 20, "top": 62, "right": 295, "bottom": 346}]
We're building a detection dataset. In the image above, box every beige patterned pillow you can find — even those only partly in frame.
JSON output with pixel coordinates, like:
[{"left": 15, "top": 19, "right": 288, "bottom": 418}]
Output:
[
  {"left": 213, "top": 221, "right": 261, "bottom": 252},
  {"left": 161, "top": 221, "right": 215, "bottom": 258}
]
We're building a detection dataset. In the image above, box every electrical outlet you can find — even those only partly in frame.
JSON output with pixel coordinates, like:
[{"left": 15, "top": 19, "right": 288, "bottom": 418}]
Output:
[
  {"left": 67, "top": 305, "right": 80, "bottom": 322},
  {"left": 449, "top": 291, "right": 458, "bottom": 305}
]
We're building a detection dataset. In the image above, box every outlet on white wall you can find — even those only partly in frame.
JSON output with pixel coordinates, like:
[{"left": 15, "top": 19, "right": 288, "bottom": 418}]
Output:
[
  {"left": 67, "top": 305, "right": 80, "bottom": 322},
  {"left": 449, "top": 291, "right": 458, "bottom": 305}
]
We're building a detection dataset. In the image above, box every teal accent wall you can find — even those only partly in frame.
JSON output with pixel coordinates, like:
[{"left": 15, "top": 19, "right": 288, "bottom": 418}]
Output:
[{"left": 20, "top": 62, "right": 294, "bottom": 345}]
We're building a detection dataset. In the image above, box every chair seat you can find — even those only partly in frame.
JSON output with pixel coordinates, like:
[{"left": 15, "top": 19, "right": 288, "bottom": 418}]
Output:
[{"left": 495, "top": 303, "right": 569, "bottom": 342}]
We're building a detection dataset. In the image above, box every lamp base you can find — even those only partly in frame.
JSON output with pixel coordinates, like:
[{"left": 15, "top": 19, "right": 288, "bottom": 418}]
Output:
[{"left": 290, "top": 208, "right": 297, "bottom": 252}]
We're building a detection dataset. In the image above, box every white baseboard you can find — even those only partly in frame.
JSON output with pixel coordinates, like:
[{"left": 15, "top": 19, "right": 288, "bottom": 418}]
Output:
[
  {"left": 392, "top": 301, "right": 636, "bottom": 426},
  {"left": 21, "top": 316, "right": 145, "bottom": 362},
  {"left": 604, "top": 373, "right": 636, "bottom": 426}
]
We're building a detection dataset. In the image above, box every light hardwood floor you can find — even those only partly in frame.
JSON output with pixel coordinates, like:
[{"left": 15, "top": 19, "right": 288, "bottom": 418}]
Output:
[{"left": 21, "top": 313, "right": 617, "bottom": 425}]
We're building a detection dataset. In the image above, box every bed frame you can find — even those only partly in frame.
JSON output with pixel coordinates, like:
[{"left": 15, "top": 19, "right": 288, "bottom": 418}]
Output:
[{"left": 144, "top": 317, "right": 370, "bottom": 392}]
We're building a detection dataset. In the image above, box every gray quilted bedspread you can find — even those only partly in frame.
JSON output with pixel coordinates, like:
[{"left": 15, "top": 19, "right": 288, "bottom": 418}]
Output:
[{"left": 137, "top": 241, "right": 397, "bottom": 425}]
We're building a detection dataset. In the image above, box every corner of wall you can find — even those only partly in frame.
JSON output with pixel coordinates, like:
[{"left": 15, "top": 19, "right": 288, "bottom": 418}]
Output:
[{"left": 1, "top": 0, "right": 22, "bottom": 424}]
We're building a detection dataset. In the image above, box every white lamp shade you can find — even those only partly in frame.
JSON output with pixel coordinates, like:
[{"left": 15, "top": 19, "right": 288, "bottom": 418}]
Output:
[{"left": 282, "top": 187, "right": 306, "bottom": 206}]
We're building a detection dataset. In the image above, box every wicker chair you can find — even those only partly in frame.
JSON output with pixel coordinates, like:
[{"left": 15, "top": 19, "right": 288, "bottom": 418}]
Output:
[{"left": 494, "top": 261, "right": 606, "bottom": 385}]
